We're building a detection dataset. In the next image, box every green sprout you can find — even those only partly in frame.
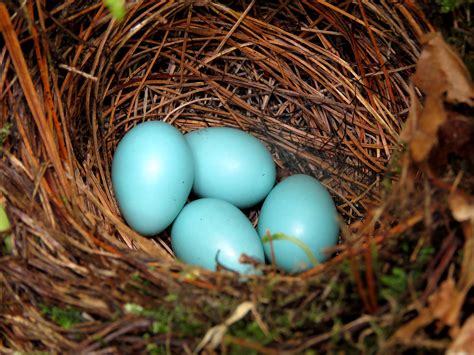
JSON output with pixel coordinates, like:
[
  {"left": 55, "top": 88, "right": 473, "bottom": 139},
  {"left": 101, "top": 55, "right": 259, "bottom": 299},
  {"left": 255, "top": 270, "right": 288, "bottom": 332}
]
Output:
[
  {"left": 104, "top": 0, "right": 126, "bottom": 21},
  {"left": 262, "top": 232, "right": 319, "bottom": 267},
  {"left": 0, "top": 204, "right": 12, "bottom": 255},
  {"left": 0, "top": 204, "right": 10, "bottom": 232}
]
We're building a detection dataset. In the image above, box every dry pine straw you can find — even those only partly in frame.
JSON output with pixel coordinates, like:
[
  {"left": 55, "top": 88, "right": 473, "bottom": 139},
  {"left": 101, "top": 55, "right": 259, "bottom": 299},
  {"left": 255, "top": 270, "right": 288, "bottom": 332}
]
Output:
[{"left": 1, "top": 0, "right": 461, "bottom": 353}]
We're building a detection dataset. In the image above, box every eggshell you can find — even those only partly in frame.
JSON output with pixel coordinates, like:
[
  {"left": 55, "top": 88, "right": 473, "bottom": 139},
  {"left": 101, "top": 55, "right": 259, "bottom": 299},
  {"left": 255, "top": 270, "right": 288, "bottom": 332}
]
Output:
[
  {"left": 112, "top": 121, "right": 194, "bottom": 236},
  {"left": 185, "top": 127, "right": 276, "bottom": 208},
  {"left": 257, "top": 174, "right": 339, "bottom": 273},
  {"left": 171, "top": 198, "right": 265, "bottom": 274}
]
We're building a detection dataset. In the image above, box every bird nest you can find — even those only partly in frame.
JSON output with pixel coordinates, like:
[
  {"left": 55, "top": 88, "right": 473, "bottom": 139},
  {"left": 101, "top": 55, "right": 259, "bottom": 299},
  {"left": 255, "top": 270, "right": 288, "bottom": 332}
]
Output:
[{"left": 1, "top": 1, "right": 472, "bottom": 353}]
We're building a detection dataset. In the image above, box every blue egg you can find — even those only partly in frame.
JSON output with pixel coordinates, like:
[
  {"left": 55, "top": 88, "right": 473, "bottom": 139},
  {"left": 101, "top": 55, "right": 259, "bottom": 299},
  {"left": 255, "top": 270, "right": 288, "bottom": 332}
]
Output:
[
  {"left": 112, "top": 121, "right": 194, "bottom": 236},
  {"left": 257, "top": 175, "right": 339, "bottom": 273},
  {"left": 171, "top": 198, "right": 265, "bottom": 274},
  {"left": 185, "top": 127, "right": 276, "bottom": 209}
]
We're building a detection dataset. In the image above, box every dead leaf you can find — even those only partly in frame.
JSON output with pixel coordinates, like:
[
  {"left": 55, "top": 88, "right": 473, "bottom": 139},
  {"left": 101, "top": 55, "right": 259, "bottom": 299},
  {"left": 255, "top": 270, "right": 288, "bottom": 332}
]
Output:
[
  {"left": 390, "top": 210, "right": 473, "bottom": 345},
  {"left": 448, "top": 316, "right": 474, "bottom": 354},
  {"left": 409, "top": 94, "right": 447, "bottom": 162},
  {"left": 392, "top": 274, "right": 469, "bottom": 345},
  {"left": 389, "top": 308, "right": 433, "bottom": 343},
  {"left": 403, "top": 33, "right": 473, "bottom": 163},
  {"left": 400, "top": 83, "right": 422, "bottom": 143},
  {"left": 449, "top": 192, "right": 474, "bottom": 223},
  {"left": 433, "top": 214, "right": 474, "bottom": 339},
  {"left": 429, "top": 114, "right": 474, "bottom": 171},
  {"left": 428, "top": 277, "right": 464, "bottom": 330},
  {"left": 414, "top": 32, "right": 473, "bottom": 105},
  {"left": 459, "top": 220, "right": 473, "bottom": 292}
]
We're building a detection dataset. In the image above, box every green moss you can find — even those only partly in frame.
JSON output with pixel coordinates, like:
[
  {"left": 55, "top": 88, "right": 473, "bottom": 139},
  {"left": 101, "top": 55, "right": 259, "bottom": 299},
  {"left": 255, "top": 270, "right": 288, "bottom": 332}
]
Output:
[
  {"left": 231, "top": 321, "right": 274, "bottom": 344},
  {"left": 381, "top": 267, "right": 407, "bottom": 299},
  {"left": 418, "top": 246, "right": 435, "bottom": 264},
  {"left": 330, "top": 318, "right": 343, "bottom": 345},
  {"left": 228, "top": 346, "right": 258, "bottom": 355},
  {"left": 151, "top": 321, "right": 169, "bottom": 334},
  {"left": 339, "top": 258, "right": 351, "bottom": 276},
  {"left": 124, "top": 303, "right": 144, "bottom": 314},
  {"left": 2, "top": 235, "right": 13, "bottom": 254},
  {"left": 128, "top": 273, "right": 154, "bottom": 296},
  {"left": 400, "top": 241, "right": 410, "bottom": 254},
  {"left": 1, "top": 204, "right": 13, "bottom": 254},
  {"left": 39, "top": 304, "right": 83, "bottom": 329},
  {"left": 0, "top": 122, "right": 11, "bottom": 152},
  {"left": 436, "top": 0, "right": 466, "bottom": 13},
  {"left": 124, "top": 302, "right": 203, "bottom": 337},
  {"left": 227, "top": 321, "right": 276, "bottom": 354},
  {"left": 174, "top": 310, "right": 203, "bottom": 336},
  {"left": 146, "top": 343, "right": 166, "bottom": 355},
  {"left": 164, "top": 293, "right": 178, "bottom": 302}
]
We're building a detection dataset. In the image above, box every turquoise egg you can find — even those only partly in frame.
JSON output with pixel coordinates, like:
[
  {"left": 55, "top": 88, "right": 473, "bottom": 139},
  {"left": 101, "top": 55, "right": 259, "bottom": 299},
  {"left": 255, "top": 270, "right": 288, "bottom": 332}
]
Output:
[
  {"left": 112, "top": 121, "right": 194, "bottom": 236},
  {"left": 257, "top": 175, "right": 340, "bottom": 273},
  {"left": 185, "top": 127, "right": 276, "bottom": 209},
  {"left": 171, "top": 198, "right": 265, "bottom": 274}
]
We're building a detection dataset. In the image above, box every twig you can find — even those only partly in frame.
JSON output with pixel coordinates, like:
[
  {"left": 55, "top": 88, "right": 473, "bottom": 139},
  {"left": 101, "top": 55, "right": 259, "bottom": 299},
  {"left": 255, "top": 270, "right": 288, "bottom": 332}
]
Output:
[{"left": 58, "top": 64, "right": 98, "bottom": 81}]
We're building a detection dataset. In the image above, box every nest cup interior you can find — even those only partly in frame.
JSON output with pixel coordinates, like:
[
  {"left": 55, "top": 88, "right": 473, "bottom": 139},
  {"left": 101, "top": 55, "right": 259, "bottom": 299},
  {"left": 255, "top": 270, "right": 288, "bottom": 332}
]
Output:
[{"left": 62, "top": 2, "right": 426, "bottom": 262}]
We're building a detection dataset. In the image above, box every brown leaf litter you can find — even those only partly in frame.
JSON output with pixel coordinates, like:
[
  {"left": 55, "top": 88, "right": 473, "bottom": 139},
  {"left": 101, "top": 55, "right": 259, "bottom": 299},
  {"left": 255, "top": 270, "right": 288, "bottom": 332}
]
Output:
[{"left": 402, "top": 32, "right": 474, "bottom": 163}]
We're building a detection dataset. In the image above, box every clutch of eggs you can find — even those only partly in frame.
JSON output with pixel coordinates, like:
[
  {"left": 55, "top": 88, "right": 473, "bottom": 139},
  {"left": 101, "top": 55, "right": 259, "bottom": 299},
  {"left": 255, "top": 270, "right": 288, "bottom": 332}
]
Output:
[{"left": 112, "top": 121, "right": 339, "bottom": 274}]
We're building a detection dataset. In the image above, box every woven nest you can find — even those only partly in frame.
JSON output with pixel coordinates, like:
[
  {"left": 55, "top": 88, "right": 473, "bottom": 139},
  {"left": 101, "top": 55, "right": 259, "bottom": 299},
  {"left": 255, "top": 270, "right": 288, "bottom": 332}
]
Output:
[
  {"left": 59, "top": 1, "right": 424, "bottom": 233},
  {"left": 3, "top": 1, "right": 472, "bottom": 353}
]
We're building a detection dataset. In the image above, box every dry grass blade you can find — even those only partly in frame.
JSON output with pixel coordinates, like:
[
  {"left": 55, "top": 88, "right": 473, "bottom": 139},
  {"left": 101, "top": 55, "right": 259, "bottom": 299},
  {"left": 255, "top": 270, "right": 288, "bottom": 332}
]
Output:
[{"left": 0, "top": 4, "right": 70, "bottom": 197}]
